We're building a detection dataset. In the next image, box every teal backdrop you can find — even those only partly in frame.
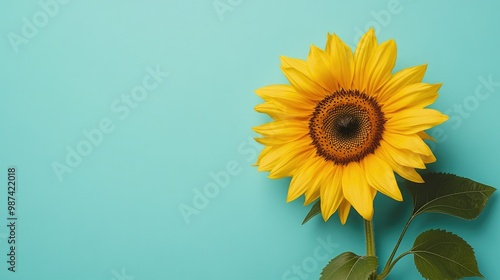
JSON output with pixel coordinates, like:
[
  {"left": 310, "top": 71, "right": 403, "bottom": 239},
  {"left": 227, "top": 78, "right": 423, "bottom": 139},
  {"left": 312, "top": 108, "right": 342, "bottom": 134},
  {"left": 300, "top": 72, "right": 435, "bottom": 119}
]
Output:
[{"left": 1, "top": 1, "right": 499, "bottom": 279}]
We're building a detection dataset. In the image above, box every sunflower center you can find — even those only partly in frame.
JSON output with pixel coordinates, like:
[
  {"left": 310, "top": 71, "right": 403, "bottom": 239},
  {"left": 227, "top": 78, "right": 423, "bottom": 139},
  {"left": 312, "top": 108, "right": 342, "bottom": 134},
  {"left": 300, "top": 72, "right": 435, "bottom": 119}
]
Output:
[
  {"left": 309, "top": 89, "right": 385, "bottom": 165},
  {"left": 334, "top": 114, "right": 361, "bottom": 139}
]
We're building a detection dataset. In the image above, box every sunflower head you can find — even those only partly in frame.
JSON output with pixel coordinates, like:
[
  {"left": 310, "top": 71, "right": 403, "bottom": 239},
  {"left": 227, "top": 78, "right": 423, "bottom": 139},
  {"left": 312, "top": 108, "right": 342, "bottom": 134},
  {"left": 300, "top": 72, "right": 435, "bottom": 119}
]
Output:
[{"left": 253, "top": 28, "right": 448, "bottom": 224}]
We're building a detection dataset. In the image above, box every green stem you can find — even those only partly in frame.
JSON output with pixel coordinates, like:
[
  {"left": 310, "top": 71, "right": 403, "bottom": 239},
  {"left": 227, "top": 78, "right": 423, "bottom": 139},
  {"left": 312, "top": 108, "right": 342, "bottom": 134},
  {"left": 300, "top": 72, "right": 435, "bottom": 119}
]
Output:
[
  {"left": 365, "top": 219, "right": 376, "bottom": 257},
  {"left": 377, "top": 216, "right": 414, "bottom": 279},
  {"left": 377, "top": 251, "right": 412, "bottom": 280},
  {"left": 364, "top": 219, "right": 377, "bottom": 280}
]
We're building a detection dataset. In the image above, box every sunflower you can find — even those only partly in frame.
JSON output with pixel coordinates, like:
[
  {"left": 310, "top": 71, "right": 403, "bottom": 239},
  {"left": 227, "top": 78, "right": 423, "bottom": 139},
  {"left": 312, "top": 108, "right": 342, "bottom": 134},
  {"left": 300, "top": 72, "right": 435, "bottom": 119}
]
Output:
[{"left": 253, "top": 28, "right": 448, "bottom": 223}]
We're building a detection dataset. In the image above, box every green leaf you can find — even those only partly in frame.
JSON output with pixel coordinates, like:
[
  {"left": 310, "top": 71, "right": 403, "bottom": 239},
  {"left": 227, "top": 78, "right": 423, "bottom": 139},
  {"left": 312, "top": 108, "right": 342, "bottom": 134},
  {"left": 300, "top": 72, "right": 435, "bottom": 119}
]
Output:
[
  {"left": 411, "top": 229, "right": 483, "bottom": 280},
  {"left": 302, "top": 199, "right": 321, "bottom": 225},
  {"left": 320, "top": 252, "right": 377, "bottom": 280},
  {"left": 406, "top": 172, "right": 496, "bottom": 219}
]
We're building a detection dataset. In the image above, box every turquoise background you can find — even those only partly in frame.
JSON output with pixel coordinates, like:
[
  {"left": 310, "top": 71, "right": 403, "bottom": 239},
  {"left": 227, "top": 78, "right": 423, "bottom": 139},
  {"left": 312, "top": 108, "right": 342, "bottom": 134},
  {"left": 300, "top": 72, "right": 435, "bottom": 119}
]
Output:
[{"left": 1, "top": 0, "right": 499, "bottom": 279}]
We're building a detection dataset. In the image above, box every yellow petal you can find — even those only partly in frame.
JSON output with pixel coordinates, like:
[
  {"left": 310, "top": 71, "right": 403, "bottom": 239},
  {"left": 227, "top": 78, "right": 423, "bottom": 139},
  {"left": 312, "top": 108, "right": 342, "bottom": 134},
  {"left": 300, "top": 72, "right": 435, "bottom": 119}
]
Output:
[
  {"left": 287, "top": 157, "right": 324, "bottom": 202},
  {"left": 307, "top": 45, "right": 338, "bottom": 93},
  {"left": 342, "top": 161, "right": 375, "bottom": 220},
  {"left": 258, "top": 138, "right": 311, "bottom": 172},
  {"left": 326, "top": 34, "right": 354, "bottom": 89},
  {"left": 281, "top": 57, "right": 327, "bottom": 100},
  {"left": 379, "top": 140, "right": 425, "bottom": 169},
  {"left": 375, "top": 147, "right": 424, "bottom": 183},
  {"left": 382, "top": 83, "right": 441, "bottom": 113},
  {"left": 366, "top": 39, "right": 397, "bottom": 95},
  {"left": 255, "top": 84, "right": 290, "bottom": 101},
  {"left": 287, "top": 174, "right": 311, "bottom": 203},
  {"left": 362, "top": 154, "right": 402, "bottom": 201},
  {"left": 304, "top": 185, "right": 321, "bottom": 206},
  {"left": 304, "top": 159, "right": 331, "bottom": 205},
  {"left": 418, "top": 131, "right": 435, "bottom": 142},
  {"left": 338, "top": 199, "right": 351, "bottom": 224},
  {"left": 255, "top": 136, "right": 301, "bottom": 146},
  {"left": 252, "top": 120, "right": 309, "bottom": 139},
  {"left": 254, "top": 146, "right": 272, "bottom": 166},
  {"left": 353, "top": 28, "right": 378, "bottom": 91},
  {"left": 304, "top": 189, "right": 320, "bottom": 206},
  {"left": 385, "top": 109, "right": 449, "bottom": 135},
  {"left": 255, "top": 84, "right": 316, "bottom": 109},
  {"left": 377, "top": 64, "right": 428, "bottom": 103},
  {"left": 269, "top": 148, "right": 314, "bottom": 179},
  {"left": 320, "top": 165, "right": 344, "bottom": 221},
  {"left": 254, "top": 137, "right": 277, "bottom": 146},
  {"left": 420, "top": 152, "right": 436, "bottom": 164},
  {"left": 281, "top": 56, "right": 310, "bottom": 74},
  {"left": 254, "top": 102, "right": 284, "bottom": 120},
  {"left": 383, "top": 132, "right": 433, "bottom": 156}
]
